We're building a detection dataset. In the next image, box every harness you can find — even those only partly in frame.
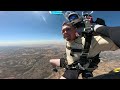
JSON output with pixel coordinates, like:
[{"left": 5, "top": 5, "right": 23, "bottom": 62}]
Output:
[
  {"left": 65, "top": 33, "right": 93, "bottom": 70},
  {"left": 65, "top": 14, "right": 94, "bottom": 71}
]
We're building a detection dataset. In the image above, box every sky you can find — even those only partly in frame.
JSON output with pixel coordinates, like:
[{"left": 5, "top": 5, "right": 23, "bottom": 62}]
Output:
[{"left": 0, "top": 11, "right": 120, "bottom": 46}]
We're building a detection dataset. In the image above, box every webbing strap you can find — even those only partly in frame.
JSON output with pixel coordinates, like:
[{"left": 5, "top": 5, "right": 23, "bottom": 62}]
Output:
[{"left": 66, "top": 46, "right": 82, "bottom": 53}]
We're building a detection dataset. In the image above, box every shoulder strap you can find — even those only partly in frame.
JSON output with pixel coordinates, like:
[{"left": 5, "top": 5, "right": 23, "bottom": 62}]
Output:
[
  {"left": 82, "top": 32, "right": 93, "bottom": 56},
  {"left": 72, "top": 15, "right": 94, "bottom": 70}
]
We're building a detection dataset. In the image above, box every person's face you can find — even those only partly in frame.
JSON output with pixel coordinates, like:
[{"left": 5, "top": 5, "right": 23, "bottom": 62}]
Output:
[{"left": 62, "top": 24, "right": 77, "bottom": 42}]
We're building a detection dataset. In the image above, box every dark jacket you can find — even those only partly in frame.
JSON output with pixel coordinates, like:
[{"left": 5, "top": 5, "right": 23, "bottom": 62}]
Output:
[{"left": 94, "top": 25, "right": 120, "bottom": 48}]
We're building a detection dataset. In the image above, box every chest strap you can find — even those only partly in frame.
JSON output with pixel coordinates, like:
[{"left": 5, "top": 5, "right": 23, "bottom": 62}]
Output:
[
  {"left": 66, "top": 46, "right": 82, "bottom": 52},
  {"left": 66, "top": 46, "right": 82, "bottom": 56}
]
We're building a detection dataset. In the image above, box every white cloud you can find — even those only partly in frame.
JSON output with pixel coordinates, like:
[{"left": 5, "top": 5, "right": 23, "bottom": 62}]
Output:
[
  {"left": 33, "top": 11, "right": 39, "bottom": 13},
  {"left": 41, "top": 15, "right": 47, "bottom": 24},
  {"left": 32, "top": 11, "right": 48, "bottom": 24},
  {"left": 32, "top": 11, "right": 48, "bottom": 14}
]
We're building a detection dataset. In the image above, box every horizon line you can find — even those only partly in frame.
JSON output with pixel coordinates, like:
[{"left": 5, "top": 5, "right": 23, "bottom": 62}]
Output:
[{"left": 0, "top": 40, "right": 65, "bottom": 46}]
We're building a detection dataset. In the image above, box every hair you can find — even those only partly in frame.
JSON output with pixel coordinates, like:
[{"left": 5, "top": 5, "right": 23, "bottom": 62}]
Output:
[{"left": 62, "top": 21, "right": 72, "bottom": 27}]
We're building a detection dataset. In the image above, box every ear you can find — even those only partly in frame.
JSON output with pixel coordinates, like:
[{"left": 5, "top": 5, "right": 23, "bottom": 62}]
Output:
[{"left": 75, "top": 32, "right": 80, "bottom": 37}]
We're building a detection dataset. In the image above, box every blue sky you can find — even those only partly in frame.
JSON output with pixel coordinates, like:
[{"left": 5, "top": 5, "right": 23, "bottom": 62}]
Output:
[{"left": 0, "top": 11, "right": 120, "bottom": 46}]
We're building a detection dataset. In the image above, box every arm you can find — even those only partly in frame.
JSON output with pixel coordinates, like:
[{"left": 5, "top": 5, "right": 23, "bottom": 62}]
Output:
[
  {"left": 94, "top": 25, "right": 120, "bottom": 48},
  {"left": 94, "top": 25, "right": 110, "bottom": 37}
]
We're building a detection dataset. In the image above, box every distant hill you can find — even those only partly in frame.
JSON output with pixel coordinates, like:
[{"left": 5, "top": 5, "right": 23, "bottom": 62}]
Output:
[
  {"left": 0, "top": 44, "right": 65, "bottom": 79},
  {"left": 0, "top": 44, "right": 120, "bottom": 79}
]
